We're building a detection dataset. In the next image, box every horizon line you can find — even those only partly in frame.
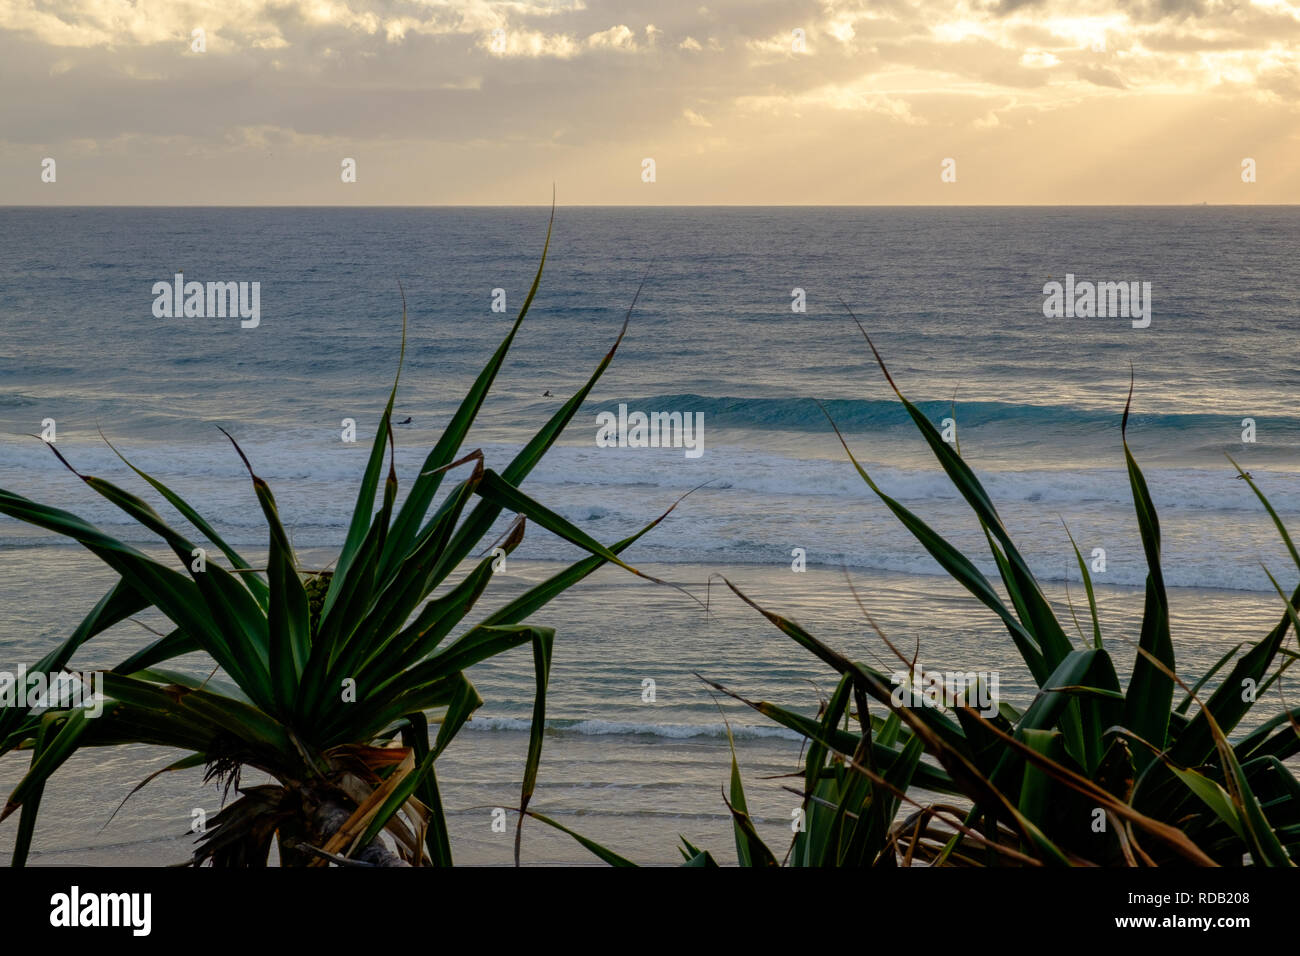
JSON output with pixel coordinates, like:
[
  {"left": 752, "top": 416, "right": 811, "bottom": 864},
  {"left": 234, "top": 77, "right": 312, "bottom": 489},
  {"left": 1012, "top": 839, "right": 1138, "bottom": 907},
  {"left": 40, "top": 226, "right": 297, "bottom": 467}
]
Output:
[{"left": 3, "top": 202, "right": 1297, "bottom": 209}]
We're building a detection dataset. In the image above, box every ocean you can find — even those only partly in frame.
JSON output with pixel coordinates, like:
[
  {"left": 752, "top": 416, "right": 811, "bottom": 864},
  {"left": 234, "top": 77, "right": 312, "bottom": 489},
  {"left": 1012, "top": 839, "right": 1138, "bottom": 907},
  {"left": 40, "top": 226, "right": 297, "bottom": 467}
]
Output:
[{"left": 1, "top": 206, "right": 1298, "bottom": 864}]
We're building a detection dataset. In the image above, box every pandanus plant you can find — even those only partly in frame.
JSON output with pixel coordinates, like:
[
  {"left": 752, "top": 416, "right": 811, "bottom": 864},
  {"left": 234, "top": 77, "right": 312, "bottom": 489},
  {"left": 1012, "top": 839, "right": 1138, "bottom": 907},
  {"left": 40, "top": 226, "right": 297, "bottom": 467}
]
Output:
[
  {"left": 704, "top": 320, "right": 1300, "bottom": 867},
  {"left": 544, "top": 317, "right": 1300, "bottom": 867},
  {"left": 0, "top": 213, "right": 682, "bottom": 866}
]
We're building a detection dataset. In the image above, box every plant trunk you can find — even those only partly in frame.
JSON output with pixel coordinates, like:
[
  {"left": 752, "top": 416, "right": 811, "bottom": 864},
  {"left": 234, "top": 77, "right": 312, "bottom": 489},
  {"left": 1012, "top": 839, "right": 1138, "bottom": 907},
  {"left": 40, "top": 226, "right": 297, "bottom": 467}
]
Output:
[{"left": 310, "top": 800, "right": 411, "bottom": 867}]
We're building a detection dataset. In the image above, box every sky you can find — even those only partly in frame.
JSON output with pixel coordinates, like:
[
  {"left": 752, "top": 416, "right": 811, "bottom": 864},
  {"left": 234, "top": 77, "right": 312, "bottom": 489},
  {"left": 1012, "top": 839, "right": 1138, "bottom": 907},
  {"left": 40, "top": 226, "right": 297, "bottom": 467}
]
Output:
[{"left": 1, "top": 0, "right": 1298, "bottom": 204}]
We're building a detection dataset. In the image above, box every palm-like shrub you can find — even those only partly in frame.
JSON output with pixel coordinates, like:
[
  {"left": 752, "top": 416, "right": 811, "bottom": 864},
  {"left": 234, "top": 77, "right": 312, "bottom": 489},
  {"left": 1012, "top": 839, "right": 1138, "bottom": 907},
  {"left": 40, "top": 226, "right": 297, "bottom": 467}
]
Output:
[
  {"left": 0, "top": 222, "right": 676, "bottom": 866},
  {"left": 700, "top": 324, "right": 1300, "bottom": 866},
  {"left": 540, "top": 321, "right": 1300, "bottom": 867}
]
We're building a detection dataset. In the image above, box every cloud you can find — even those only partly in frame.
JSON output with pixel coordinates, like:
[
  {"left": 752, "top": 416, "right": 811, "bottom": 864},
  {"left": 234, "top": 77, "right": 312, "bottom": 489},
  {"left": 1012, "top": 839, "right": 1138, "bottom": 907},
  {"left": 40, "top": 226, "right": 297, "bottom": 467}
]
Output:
[
  {"left": 586, "top": 24, "right": 638, "bottom": 49},
  {"left": 486, "top": 28, "right": 581, "bottom": 58},
  {"left": 1, "top": 0, "right": 1298, "bottom": 202},
  {"left": 1076, "top": 63, "right": 1128, "bottom": 87}
]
